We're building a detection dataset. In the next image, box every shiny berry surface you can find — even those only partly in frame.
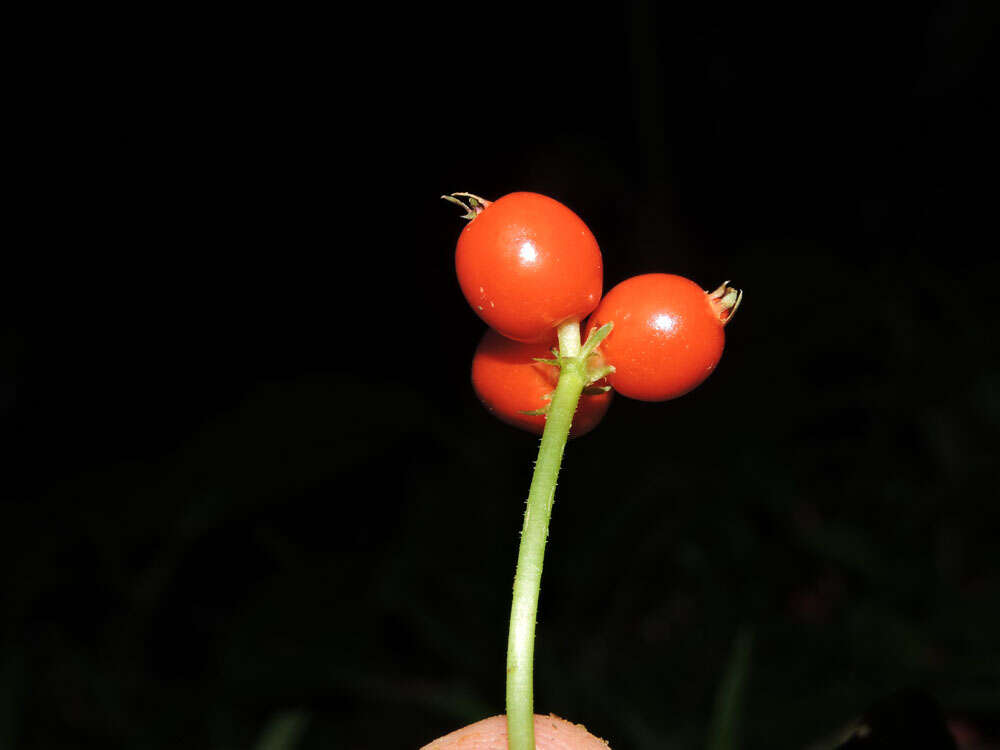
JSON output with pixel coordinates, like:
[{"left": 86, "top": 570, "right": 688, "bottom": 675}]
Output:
[
  {"left": 586, "top": 273, "right": 727, "bottom": 401},
  {"left": 455, "top": 192, "right": 603, "bottom": 342},
  {"left": 471, "top": 329, "right": 612, "bottom": 437}
]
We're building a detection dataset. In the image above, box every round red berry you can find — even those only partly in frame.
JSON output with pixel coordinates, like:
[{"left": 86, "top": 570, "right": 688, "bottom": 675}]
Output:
[
  {"left": 471, "top": 329, "right": 612, "bottom": 437},
  {"left": 453, "top": 192, "right": 603, "bottom": 343},
  {"left": 585, "top": 274, "right": 740, "bottom": 402}
]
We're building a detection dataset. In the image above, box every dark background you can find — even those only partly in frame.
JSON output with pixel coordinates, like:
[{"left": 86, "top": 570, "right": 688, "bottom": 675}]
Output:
[{"left": 4, "top": 2, "right": 999, "bottom": 748}]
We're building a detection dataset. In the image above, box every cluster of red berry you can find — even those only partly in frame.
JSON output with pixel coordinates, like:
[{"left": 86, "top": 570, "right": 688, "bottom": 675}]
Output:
[{"left": 446, "top": 191, "right": 742, "bottom": 437}]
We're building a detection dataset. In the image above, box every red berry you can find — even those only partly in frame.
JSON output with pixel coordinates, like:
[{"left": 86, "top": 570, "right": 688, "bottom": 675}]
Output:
[
  {"left": 585, "top": 274, "right": 741, "bottom": 402},
  {"left": 471, "top": 329, "right": 612, "bottom": 438},
  {"left": 451, "top": 192, "right": 603, "bottom": 343}
]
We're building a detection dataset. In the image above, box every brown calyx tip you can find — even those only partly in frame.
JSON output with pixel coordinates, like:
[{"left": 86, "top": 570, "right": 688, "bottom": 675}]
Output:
[
  {"left": 440, "top": 191, "right": 493, "bottom": 220},
  {"left": 708, "top": 280, "right": 743, "bottom": 325}
]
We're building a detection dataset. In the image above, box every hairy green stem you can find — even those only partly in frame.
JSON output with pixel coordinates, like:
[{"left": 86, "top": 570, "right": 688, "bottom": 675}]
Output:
[{"left": 506, "top": 320, "right": 586, "bottom": 750}]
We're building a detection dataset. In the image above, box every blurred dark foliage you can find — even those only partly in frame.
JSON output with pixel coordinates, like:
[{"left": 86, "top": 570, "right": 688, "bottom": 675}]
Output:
[
  {"left": 4, "top": 2, "right": 999, "bottom": 748},
  {"left": 831, "top": 690, "right": 956, "bottom": 749}
]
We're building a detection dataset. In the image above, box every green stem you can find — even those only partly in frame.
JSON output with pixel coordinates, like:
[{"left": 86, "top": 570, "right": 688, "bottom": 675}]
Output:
[{"left": 506, "top": 320, "right": 586, "bottom": 750}]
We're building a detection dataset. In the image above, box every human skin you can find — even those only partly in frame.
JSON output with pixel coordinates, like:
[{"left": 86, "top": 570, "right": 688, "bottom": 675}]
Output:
[{"left": 421, "top": 714, "right": 611, "bottom": 749}]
